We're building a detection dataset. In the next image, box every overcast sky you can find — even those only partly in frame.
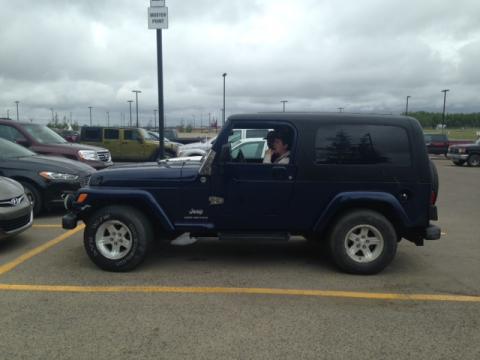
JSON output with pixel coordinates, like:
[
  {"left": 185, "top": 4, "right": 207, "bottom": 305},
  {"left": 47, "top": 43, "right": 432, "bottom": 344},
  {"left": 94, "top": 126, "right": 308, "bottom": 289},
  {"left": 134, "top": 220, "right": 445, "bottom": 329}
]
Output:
[{"left": 1, "top": 0, "right": 480, "bottom": 127}]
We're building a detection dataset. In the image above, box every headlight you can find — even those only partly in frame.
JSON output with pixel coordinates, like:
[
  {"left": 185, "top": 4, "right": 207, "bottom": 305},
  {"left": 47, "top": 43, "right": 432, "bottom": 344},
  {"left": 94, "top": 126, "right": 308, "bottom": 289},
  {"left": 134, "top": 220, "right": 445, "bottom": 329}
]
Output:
[
  {"left": 458, "top": 148, "right": 466, "bottom": 154},
  {"left": 39, "top": 172, "right": 79, "bottom": 181},
  {"left": 78, "top": 150, "right": 99, "bottom": 161}
]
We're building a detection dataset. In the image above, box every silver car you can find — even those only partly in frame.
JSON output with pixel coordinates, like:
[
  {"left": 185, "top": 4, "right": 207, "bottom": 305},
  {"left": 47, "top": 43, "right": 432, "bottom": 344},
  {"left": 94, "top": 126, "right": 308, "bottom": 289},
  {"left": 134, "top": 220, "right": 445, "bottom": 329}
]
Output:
[{"left": 0, "top": 176, "right": 33, "bottom": 240}]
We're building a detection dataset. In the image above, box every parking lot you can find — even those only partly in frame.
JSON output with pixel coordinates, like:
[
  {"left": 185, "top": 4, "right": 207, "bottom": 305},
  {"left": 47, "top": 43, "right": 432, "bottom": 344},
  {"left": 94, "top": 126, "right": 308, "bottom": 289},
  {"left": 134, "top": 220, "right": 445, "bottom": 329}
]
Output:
[{"left": 0, "top": 158, "right": 478, "bottom": 359}]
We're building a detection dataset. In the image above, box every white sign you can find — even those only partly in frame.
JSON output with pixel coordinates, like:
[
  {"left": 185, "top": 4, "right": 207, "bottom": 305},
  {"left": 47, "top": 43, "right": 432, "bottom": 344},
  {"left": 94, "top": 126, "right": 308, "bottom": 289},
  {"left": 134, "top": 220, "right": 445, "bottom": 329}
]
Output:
[
  {"left": 148, "top": 7, "right": 168, "bottom": 29},
  {"left": 150, "top": 0, "right": 165, "bottom": 7}
]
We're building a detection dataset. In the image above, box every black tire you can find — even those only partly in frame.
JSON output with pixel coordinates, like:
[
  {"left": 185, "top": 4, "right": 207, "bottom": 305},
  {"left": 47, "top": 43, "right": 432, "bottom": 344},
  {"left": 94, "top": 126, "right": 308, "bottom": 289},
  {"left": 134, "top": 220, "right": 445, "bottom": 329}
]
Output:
[
  {"left": 328, "top": 210, "right": 397, "bottom": 275},
  {"left": 84, "top": 205, "right": 153, "bottom": 272},
  {"left": 19, "top": 181, "right": 42, "bottom": 216},
  {"left": 452, "top": 160, "right": 465, "bottom": 166},
  {"left": 467, "top": 154, "right": 480, "bottom": 167}
]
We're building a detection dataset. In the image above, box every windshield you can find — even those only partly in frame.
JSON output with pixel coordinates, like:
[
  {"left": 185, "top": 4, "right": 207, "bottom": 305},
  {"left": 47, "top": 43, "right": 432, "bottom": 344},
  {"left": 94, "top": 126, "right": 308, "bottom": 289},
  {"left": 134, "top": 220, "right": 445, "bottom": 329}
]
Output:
[
  {"left": 23, "top": 124, "right": 67, "bottom": 144},
  {"left": 0, "top": 138, "right": 36, "bottom": 158}
]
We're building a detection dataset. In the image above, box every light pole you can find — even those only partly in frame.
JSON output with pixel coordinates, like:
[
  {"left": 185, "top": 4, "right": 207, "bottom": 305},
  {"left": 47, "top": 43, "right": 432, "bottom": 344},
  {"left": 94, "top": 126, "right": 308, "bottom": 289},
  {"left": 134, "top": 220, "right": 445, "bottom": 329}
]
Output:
[
  {"left": 127, "top": 100, "right": 133, "bottom": 127},
  {"left": 441, "top": 89, "right": 449, "bottom": 133},
  {"left": 14, "top": 101, "right": 19, "bottom": 121},
  {"left": 405, "top": 96, "right": 411, "bottom": 116},
  {"left": 106, "top": 111, "right": 110, "bottom": 127},
  {"left": 222, "top": 73, "right": 227, "bottom": 126},
  {"left": 153, "top": 109, "right": 157, "bottom": 131},
  {"left": 337, "top": 107, "right": 344, "bottom": 113},
  {"left": 280, "top": 100, "right": 288, "bottom": 112},
  {"left": 132, "top": 90, "right": 142, "bottom": 128},
  {"left": 88, "top": 106, "right": 93, "bottom": 126},
  {"left": 6, "top": 109, "right": 10, "bottom": 119},
  {"left": 50, "top": 108, "right": 54, "bottom": 122}
]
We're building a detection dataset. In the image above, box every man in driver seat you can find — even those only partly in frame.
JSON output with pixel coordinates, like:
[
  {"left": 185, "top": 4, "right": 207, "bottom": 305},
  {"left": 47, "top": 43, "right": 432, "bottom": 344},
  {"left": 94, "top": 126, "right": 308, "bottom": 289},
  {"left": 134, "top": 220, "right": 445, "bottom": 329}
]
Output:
[{"left": 263, "top": 130, "right": 290, "bottom": 164}]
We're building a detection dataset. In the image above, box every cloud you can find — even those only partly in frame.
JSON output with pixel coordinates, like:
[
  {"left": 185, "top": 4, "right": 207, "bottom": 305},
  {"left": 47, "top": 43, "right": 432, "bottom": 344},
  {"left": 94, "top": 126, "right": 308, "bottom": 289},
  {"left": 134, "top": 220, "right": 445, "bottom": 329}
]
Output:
[{"left": 0, "top": 0, "right": 479, "bottom": 125}]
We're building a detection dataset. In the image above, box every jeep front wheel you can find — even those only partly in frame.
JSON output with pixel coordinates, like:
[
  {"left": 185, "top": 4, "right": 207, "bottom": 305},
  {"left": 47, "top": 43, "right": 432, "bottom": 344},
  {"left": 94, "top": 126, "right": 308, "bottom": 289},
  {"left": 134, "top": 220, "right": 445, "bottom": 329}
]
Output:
[
  {"left": 328, "top": 210, "right": 397, "bottom": 274},
  {"left": 453, "top": 160, "right": 465, "bottom": 166},
  {"left": 84, "top": 206, "right": 152, "bottom": 272}
]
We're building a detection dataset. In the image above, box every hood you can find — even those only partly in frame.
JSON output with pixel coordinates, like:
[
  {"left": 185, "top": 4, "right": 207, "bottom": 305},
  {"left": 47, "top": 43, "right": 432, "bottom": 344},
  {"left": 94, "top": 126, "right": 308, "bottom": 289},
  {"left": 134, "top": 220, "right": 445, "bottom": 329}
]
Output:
[
  {"left": 178, "top": 139, "right": 212, "bottom": 150},
  {"left": 0, "top": 177, "right": 24, "bottom": 200},
  {"left": 449, "top": 142, "right": 478, "bottom": 149},
  {"left": 90, "top": 161, "right": 200, "bottom": 187},
  {"left": 45, "top": 142, "right": 108, "bottom": 152},
  {"left": 6, "top": 155, "right": 95, "bottom": 175}
]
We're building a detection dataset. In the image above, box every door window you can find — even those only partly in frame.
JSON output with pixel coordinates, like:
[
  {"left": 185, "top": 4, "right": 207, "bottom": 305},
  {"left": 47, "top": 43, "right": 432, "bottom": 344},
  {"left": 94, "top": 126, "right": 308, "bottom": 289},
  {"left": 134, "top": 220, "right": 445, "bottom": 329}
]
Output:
[
  {"left": 0, "top": 125, "right": 27, "bottom": 142},
  {"left": 231, "top": 141, "right": 265, "bottom": 160},
  {"left": 124, "top": 130, "right": 139, "bottom": 140},
  {"left": 104, "top": 129, "right": 119, "bottom": 140}
]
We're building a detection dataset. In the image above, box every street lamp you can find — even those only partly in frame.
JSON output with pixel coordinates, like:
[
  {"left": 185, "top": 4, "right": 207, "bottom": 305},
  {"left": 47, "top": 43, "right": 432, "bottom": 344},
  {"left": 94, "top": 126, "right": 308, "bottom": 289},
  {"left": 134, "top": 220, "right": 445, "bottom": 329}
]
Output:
[
  {"left": 50, "top": 108, "right": 54, "bottom": 122},
  {"left": 106, "top": 111, "right": 110, "bottom": 127},
  {"left": 153, "top": 109, "right": 157, "bottom": 131},
  {"left": 441, "top": 89, "right": 450, "bottom": 133},
  {"left": 14, "top": 101, "right": 19, "bottom": 121},
  {"left": 405, "top": 96, "right": 411, "bottom": 116},
  {"left": 280, "top": 100, "right": 288, "bottom": 112},
  {"left": 88, "top": 106, "right": 93, "bottom": 126},
  {"left": 132, "top": 90, "right": 142, "bottom": 128},
  {"left": 127, "top": 100, "right": 133, "bottom": 127},
  {"left": 222, "top": 73, "right": 227, "bottom": 126}
]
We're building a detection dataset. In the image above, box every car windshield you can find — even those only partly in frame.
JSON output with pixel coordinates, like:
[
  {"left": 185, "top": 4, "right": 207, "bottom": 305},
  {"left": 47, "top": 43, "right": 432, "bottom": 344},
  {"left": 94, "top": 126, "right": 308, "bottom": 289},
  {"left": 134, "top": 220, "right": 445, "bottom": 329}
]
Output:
[
  {"left": 23, "top": 124, "right": 68, "bottom": 144},
  {"left": 0, "top": 138, "right": 36, "bottom": 158}
]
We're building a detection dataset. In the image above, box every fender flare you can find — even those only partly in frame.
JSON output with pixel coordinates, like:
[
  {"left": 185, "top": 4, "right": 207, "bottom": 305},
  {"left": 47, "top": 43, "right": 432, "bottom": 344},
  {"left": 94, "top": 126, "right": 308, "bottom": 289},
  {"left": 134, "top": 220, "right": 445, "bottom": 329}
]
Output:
[
  {"left": 80, "top": 188, "right": 175, "bottom": 232},
  {"left": 313, "top": 191, "right": 411, "bottom": 234}
]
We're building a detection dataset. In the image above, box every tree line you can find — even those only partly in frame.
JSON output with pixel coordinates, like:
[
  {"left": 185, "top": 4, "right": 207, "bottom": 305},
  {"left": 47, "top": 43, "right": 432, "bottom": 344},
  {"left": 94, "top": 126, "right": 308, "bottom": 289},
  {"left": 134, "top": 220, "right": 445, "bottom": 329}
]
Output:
[{"left": 408, "top": 111, "right": 480, "bottom": 129}]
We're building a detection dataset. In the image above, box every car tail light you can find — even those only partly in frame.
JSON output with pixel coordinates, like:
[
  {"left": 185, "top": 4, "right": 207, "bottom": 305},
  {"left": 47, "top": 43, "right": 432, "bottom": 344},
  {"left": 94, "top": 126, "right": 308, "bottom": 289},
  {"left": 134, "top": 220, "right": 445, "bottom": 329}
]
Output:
[{"left": 431, "top": 191, "right": 437, "bottom": 205}]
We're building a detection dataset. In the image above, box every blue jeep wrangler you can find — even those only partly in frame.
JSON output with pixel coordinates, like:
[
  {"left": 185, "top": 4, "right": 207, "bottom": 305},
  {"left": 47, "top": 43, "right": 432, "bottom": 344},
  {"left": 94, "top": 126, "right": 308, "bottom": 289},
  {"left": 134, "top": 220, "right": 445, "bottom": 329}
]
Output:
[{"left": 63, "top": 113, "right": 441, "bottom": 274}]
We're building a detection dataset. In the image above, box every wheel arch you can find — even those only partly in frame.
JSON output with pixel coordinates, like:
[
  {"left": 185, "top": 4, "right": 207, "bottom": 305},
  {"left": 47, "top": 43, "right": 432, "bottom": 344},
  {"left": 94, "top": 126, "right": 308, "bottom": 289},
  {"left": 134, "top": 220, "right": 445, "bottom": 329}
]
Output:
[
  {"left": 79, "top": 189, "right": 175, "bottom": 234},
  {"left": 313, "top": 192, "right": 410, "bottom": 241}
]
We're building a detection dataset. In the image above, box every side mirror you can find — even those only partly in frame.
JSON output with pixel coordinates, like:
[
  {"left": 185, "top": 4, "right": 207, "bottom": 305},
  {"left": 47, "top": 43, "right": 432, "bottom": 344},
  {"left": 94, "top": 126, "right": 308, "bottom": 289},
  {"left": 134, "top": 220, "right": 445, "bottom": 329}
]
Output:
[
  {"left": 219, "top": 143, "right": 232, "bottom": 163},
  {"left": 137, "top": 137, "right": 144, "bottom": 144}
]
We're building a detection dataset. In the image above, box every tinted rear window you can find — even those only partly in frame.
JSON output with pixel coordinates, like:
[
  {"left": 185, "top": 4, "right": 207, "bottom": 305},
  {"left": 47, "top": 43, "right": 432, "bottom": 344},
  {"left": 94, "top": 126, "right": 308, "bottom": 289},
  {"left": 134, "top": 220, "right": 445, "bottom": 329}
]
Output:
[
  {"left": 315, "top": 124, "right": 411, "bottom": 166},
  {"left": 82, "top": 128, "right": 102, "bottom": 141}
]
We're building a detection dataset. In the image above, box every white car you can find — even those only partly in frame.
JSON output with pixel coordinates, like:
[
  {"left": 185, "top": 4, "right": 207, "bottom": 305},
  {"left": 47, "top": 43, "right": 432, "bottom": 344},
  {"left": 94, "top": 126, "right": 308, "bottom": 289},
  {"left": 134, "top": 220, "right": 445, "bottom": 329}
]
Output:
[
  {"left": 176, "top": 137, "right": 216, "bottom": 157},
  {"left": 173, "top": 137, "right": 267, "bottom": 163},
  {"left": 176, "top": 128, "right": 270, "bottom": 157}
]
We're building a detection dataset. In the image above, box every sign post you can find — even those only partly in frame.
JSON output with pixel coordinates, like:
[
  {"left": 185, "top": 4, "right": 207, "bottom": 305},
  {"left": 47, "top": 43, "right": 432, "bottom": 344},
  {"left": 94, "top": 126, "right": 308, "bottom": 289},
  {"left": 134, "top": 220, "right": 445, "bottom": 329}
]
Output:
[{"left": 148, "top": 0, "right": 168, "bottom": 158}]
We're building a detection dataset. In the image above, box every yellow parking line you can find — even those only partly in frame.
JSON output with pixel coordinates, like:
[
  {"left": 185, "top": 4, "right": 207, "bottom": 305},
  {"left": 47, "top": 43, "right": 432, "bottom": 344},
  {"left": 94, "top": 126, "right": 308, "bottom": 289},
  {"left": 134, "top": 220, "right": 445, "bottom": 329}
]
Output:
[
  {"left": 0, "top": 225, "right": 85, "bottom": 277},
  {"left": 0, "top": 284, "right": 478, "bottom": 303},
  {"left": 32, "top": 225, "right": 62, "bottom": 228}
]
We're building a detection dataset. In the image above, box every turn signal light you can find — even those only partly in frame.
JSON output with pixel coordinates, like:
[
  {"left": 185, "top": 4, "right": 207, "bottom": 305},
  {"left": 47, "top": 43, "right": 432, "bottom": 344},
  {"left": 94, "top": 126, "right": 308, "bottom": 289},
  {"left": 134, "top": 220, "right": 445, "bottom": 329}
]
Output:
[{"left": 77, "top": 193, "right": 88, "bottom": 203}]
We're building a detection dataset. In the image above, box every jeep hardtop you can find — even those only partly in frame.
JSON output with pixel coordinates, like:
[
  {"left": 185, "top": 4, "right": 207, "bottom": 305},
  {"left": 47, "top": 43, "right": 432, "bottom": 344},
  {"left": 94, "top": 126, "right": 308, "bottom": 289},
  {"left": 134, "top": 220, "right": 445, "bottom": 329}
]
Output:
[{"left": 63, "top": 113, "right": 441, "bottom": 274}]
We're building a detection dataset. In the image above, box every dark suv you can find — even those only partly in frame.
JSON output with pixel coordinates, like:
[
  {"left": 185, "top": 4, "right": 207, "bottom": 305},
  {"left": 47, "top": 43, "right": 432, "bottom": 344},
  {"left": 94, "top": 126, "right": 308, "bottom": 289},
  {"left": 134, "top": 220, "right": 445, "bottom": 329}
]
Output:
[
  {"left": 63, "top": 113, "right": 441, "bottom": 274},
  {"left": 0, "top": 119, "right": 113, "bottom": 169}
]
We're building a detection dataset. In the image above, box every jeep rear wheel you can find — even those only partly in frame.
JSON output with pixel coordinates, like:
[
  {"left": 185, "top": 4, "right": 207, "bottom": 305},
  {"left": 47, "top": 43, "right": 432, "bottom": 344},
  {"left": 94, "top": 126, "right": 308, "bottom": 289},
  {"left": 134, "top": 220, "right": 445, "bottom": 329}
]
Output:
[
  {"left": 467, "top": 154, "right": 480, "bottom": 167},
  {"left": 84, "top": 206, "right": 152, "bottom": 271},
  {"left": 328, "top": 210, "right": 397, "bottom": 274}
]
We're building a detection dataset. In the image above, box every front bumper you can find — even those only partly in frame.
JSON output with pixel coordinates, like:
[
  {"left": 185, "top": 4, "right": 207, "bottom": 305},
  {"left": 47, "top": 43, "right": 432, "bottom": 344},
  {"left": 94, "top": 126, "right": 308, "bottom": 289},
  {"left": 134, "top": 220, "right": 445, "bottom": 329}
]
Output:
[
  {"left": 447, "top": 153, "right": 468, "bottom": 160},
  {"left": 62, "top": 211, "right": 79, "bottom": 229},
  {"left": 83, "top": 159, "right": 114, "bottom": 170},
  {"left": 0, "top": 209, "right": 33, "bottom": 240}
]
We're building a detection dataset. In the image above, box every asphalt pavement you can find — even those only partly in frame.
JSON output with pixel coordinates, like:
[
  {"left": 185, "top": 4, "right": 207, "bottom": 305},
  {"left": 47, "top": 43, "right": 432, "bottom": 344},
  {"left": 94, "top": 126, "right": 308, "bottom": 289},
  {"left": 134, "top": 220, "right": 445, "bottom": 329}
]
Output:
[{"left": 0, "top": 158, "right": 478, "bottom": 360}]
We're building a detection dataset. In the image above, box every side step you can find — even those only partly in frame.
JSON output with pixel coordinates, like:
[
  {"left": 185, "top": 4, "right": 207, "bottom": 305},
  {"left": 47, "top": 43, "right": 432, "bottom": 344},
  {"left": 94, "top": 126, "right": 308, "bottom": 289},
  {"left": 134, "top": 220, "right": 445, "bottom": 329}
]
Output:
[{"left": 219, "top": 232, "right": 290, "bottom": 242}]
